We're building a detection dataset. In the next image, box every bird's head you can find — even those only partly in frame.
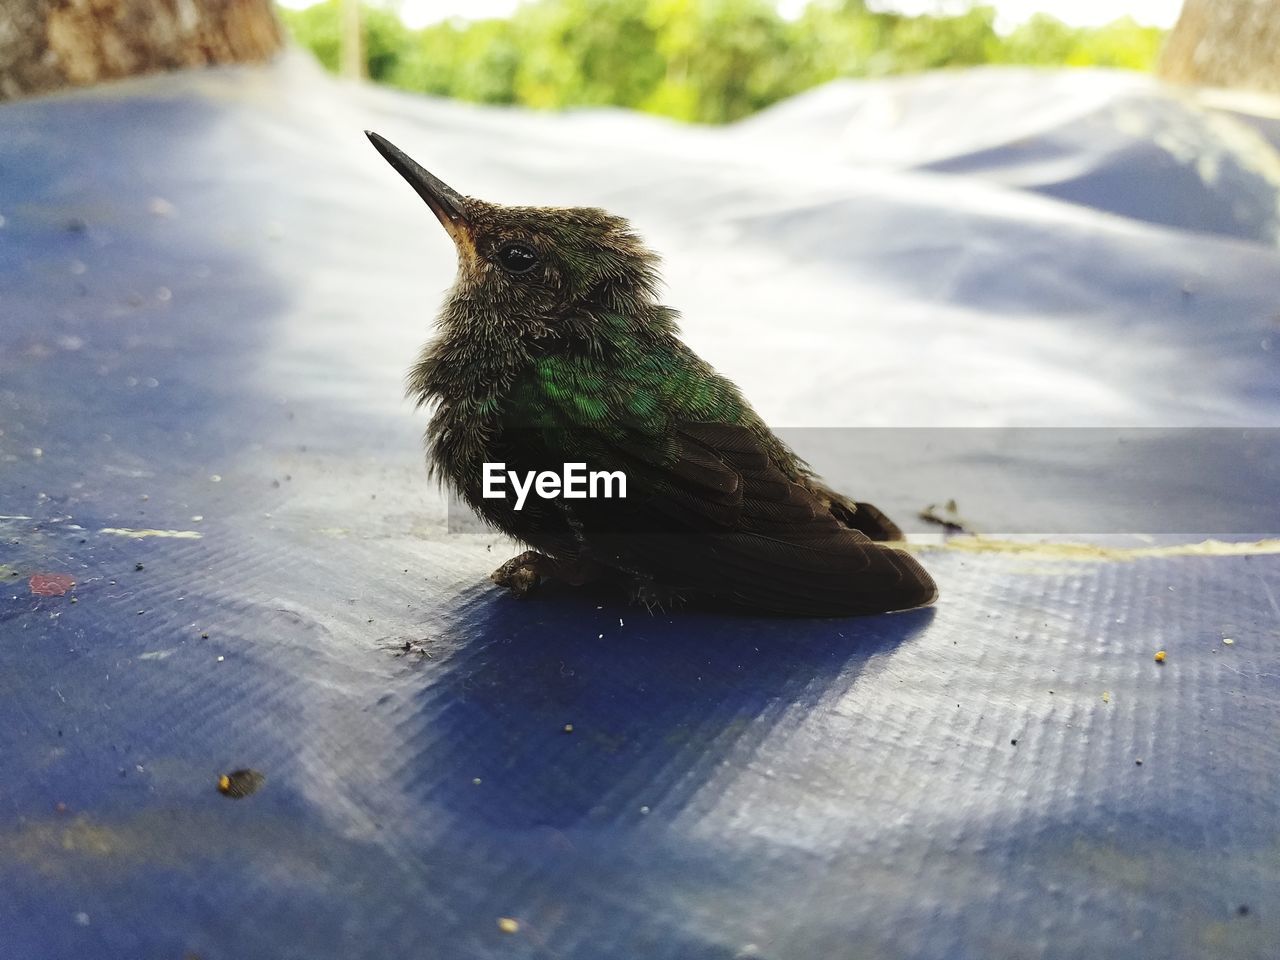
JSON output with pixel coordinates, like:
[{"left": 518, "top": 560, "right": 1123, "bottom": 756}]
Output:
[{"left": 367, "top": 131, "right": 670, "bottom": 349}]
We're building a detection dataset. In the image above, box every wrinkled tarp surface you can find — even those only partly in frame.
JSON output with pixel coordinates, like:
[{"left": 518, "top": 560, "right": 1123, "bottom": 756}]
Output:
[{"left": 2, "top": 56, "right": 1279, "bottom": 960}]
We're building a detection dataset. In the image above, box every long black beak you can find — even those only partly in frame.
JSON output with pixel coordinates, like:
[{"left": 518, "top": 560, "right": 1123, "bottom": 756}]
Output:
[{"left": 365, "top": 130, "right": 470, "bottom": 244}]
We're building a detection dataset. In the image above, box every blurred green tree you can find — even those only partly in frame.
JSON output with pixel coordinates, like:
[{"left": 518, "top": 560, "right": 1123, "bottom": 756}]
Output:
[
  {"left": 996, "top": 13, "right": 1076, "bottom": 65},
  {"left": 284, "top": 0, "right": 342, "bottom": 71},
  {"left": 886, "top": 5, "right": 1000, "bottom": 73},
  {"left": 511, "top": 0, "right": 664, "bottom": 109},
  {"left": 279, "top": 0, "right": 1172, "bottom": 124},
  {"left": 1072, "top": 17, "right": 1166, "bottom": 70},
  {"left": 390, "top": 18, "right": 523, "bottom": 102},
  {"left": 786, "top": 1, "right": 898, "bottom": 84},
  {"left": 641, "top": 0, "right": 799, "bottom": 122}
]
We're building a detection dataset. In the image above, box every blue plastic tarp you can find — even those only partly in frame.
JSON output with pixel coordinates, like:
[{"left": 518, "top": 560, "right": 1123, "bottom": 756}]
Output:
[{"left": 2, "top": 57, "right": 1279, "bottom": 959}]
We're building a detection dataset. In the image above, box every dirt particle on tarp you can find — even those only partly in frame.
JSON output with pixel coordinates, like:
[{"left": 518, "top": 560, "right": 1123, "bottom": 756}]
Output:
[
  {"left": 918, "top": 499, "right": 976, "bottom": 535},
  {"left": 1154, "top": 650, "right": 1167, "bottom": 663},
  {"left": 385, "top": 636, "right": 435, "bottom": 660},
  {"left": 497, "top": 917, "right": 519, "bottom": 934},
  {"left": 147, "top": 196, "right": 176, "bottom": 217},
  {"left": 29, "top": 573, "right": 75, "bottom": 597},
  {"left": 217, "top": 769, "right": 265, "bottom": 799},
  {"left": 100, "top": 527, "right": 202, "bottom": 540}
]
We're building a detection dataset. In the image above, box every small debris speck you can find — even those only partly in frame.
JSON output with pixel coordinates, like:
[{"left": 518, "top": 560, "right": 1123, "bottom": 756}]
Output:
[
  {"left": 217, "top": 768, "right": 265, "bottom": 799},
  {"left": 1222, "top": 638, "right": 1234, "bottom": 646},
  {"left": 200, "top": 632, "right": 209, "bottom": 639},
  {"left": 134, "top": 562, "right": 144, "bottom": 571},
  {"left": 216, "top": 655, "right": 225, "bottom": 662},
  {"left": 562, "top": 723, "right": 574, "bottom": 734},
  {"left": 1101, "top": 691, "right": 1110, "bottom": 703},
  {"left": 472, "top": 777, "right": 482, "bottom": 785},
  {"left": 1237, "top": 904, "right": 1250, "bottom": 917},
  {"left": 1011, "top": 739, "right": 1019, "bottom": 746},
  {"left": 147, "top": 196, "right": 176, "bottom": 217},
  {"left": 639, "top": 805, "right": 650, "bottom": 814},
  {"left": 1154, "top": 650, "right": 1167, "bottom": 663},
  {"left": 497, "top": 918, "right": 519, "bottom": 934},
  {"left": 72, "top": 912, "right": 90, "bottom": 926},
  {"left": 1135, "top": 759, "right": 1143, "bottom": 766}
]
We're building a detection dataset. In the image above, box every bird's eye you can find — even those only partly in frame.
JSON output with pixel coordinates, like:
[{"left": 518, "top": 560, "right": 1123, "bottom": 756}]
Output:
[{"left": 496, "top": 243, "right": 539, "bottom": 275}]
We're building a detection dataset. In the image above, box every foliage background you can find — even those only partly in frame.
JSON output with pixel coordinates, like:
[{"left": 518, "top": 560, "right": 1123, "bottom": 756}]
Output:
[{"left": 281, "top": 0, "right": 1167, "bottom": 124}]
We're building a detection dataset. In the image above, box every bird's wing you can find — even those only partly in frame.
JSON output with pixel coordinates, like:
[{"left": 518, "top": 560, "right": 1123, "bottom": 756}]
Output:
[{"left": 568, "top": 421, "right": 937, "bottom": 616}]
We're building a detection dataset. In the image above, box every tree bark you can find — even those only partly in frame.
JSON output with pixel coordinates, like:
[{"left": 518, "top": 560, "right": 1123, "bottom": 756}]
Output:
[
  {"left": 0, "top": 0, "right": 283, "bottom": 102},
  {"left": 1159, "top": 0, "right": 1280, "bottom": 93},
  {"left": 339, "top": 0, "right": 364, "bottom": 80}
]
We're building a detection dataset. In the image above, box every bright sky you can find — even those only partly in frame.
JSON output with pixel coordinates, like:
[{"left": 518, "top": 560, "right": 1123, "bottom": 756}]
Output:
[{"left": 276, "top": 0, "right": 1185, "bottom": 33}]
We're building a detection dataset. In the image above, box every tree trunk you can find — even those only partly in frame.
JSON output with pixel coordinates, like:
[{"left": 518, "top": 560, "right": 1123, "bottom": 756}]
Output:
[
  {"left": 0, "top": 0, "right": 283, "bottom": 102},
  {"left": 339, "top": 0, "right": 364, "bottom": 80},
  {"left": 1159, "top": 0, "right": 1280, "bottom": 93}
]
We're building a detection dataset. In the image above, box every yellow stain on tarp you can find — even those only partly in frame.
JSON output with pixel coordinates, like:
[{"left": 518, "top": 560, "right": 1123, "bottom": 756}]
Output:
[
  {"left": 1, "top": 817, "right": 131, "bottom": 871},
  {"left": 899, "top": 537, "right": 1280, "bottom": 563},
  {"left": 99, "top": 527, "right": 202, "bottom": 539},
  {"left": 2, "top": 810, "right": 331, "bottom": 879}
]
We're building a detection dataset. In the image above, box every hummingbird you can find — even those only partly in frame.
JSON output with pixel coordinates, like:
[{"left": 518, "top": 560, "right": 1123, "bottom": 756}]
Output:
[{"left": 367, "top": 131, "right": 937, "bottom": 616}]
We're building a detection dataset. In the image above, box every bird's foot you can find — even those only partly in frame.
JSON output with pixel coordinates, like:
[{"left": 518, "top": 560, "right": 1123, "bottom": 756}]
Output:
[
  {"left": 490, "top": 551, "right": 604, "bottom": 598},
  {"left": 490, "top": 551, "right": 549, "bottom": 597},
  {"left": 629, "top": 579, "right": 685, "bottom": 614}
]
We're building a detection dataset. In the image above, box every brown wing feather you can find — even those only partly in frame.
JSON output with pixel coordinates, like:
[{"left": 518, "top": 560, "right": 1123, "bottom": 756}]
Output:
[{"left": 576, "top": 422, "right": 936, "bottom": 616}]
